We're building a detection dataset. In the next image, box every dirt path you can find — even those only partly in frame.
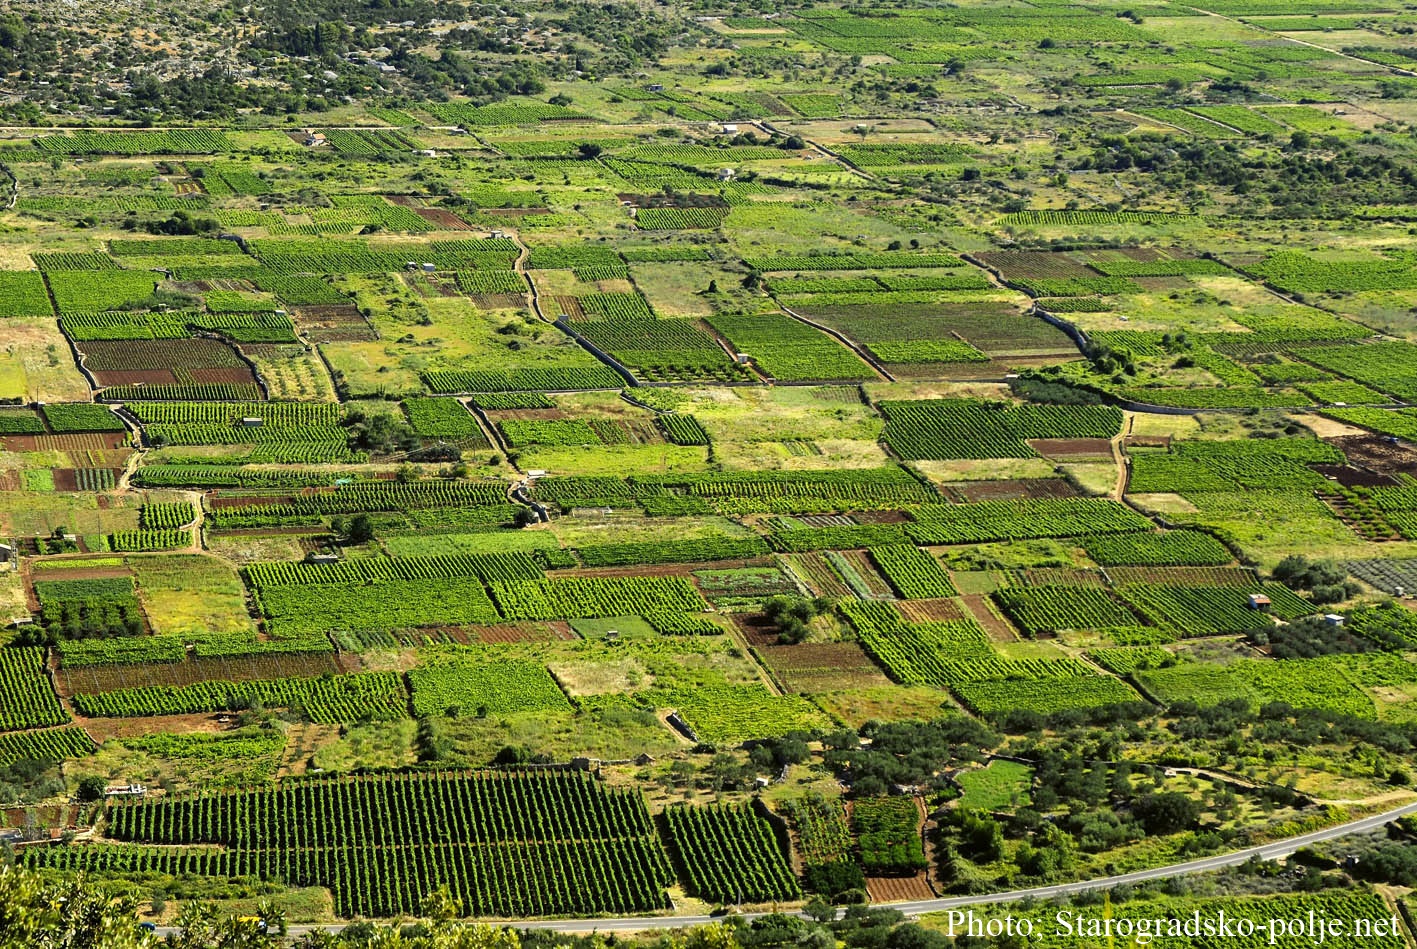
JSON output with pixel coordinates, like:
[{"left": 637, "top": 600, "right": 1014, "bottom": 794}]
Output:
[
  {"left": 779, "top": 304, "right": 894, "bottom": 383},
  {"left": 179, "top": 490, "right": 205, "bottom": 552},
  {"left": 509, "top": 231, "right": 549, "bottom": 324},
  {"left": 1110, "top": 414, "right": 1134, "bottom": 502},
  {"left": 752, "top": 120, "right": 878, "bottom": 183}
]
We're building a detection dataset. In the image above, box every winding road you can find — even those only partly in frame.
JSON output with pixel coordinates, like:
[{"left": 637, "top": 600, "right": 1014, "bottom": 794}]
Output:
[{"left": 152, "top": 797, "right": 1417, "bottom": 937}]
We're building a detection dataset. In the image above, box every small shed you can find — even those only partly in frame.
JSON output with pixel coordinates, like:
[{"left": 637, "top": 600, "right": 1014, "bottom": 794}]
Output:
[
  {"left": 722, "top": 123, "right": 738, "bottom": 134},
  {"left": 421, "top": 262, "right": 436, "bottom": 272},
  {"left": 1247, "top": 593, "right": 1271, "bottom": 611},
  {"left": 240, "top": 417, "right": 264, "bottom": 428},
  {"left": 105, "top": 784, "right": 147, "bottom": 797},
  {"left": 1324, "top": 613, "right": 1345, "bottom": 627}
]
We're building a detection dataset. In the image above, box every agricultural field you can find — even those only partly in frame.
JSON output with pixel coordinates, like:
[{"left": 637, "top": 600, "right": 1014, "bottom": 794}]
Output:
[{"left": 7, "top": 0, "right": 1417, "bottom": 934}]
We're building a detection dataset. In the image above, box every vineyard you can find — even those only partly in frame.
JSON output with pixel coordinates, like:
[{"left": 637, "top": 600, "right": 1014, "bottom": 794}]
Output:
[
  {"left": 404, "top": 398, "right": 488, "bottom": 441},
  {"left": 71, "top": 671, "right": 408, "bottom": 721},
  {"left": 0, "top": 648, "right": 70, "bottom": 730},
  {"left": 866, "top": 545, "right": 957, "bottom": 598},
  {"left": 992, "top": 585, "right": 1140, "bottom": 635},
  {"left": 706, "top": 311, "right": 876, "bottom": 382},
  {"left": 781, "top": 794, "right": 864, "bottom": 897},
  {"left": 410, "top": 657, "right": 570, "bottom": 716},
  {"left": 8, "top": 21, "right": 1417, "bottom": 930},
  {"left": 879, "top": 399, "right": 1122, "bottom": 460},
  {"left": 662, "top": 803, "right": 800, "bottom": 903},
  {"left": 81, "top": 769, "right": 675, "bottom": 918},
  {"left": 851, "top": 797, "right": 926, "bottom": 875},
  {"left": 0, "top": 726, "right": 95, "bottom": 766}
]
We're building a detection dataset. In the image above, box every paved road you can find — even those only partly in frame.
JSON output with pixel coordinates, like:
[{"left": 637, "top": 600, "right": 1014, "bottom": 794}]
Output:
[{"left": 155, "top": 798, "right": 1417, "bottom": 938}]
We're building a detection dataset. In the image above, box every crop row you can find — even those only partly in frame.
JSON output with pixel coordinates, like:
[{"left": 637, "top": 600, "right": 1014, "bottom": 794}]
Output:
[
  {"left": 880, "top": 399, "right": 1122, "bottom": 460},
  {"left": 97, "top": 769, "right": 672, "bottom": 918},
  {"left": 663, "top": 804, "right": 800, "bottom": 903},
  {"left": 72, "top": 671, "right": 408, "bottom": 722},
  {"left": 0, "top": 648, "right": 69, "bottom": 730},
  {"left": 244, "top": 553, "right": 542, "bottom": 588}
]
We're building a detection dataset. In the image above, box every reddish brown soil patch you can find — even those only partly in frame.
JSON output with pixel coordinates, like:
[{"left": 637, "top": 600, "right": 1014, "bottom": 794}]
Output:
[
  {"left": 1132, "top": 276, "right": 1190, "bottom": 292},
  {"left": 975, "top": 250, "right": 1095, "bottom": 280},
  {"left": 1328, "top": 435, "right": 1417, "bottom": 480},
  {"left": 946, "top": 478, "right": 1079, "bottom": 503},
  {"left": 59, "top": 652, "right": 348, "bottom": 697},
  {"left": 3, "top": 804, "right": 81, "bottom": 829},
  {"left": 81, "top": 338, "right": 243, "bottom": 371},
  {"left": 551, "top": 295, "right": 584, "bottom": 320},
  {"left": 0, "top": 433, "right": 128, "bottom": 451},
  {"left": 865, "top": 874, "right": 935, "bottom": 903},
  {"left": 471, "top": 621, "right": 577, "bottom": 643},
  {"left": 470, "top": 293, "right": 528, "bottom": 309},
  {"left": 755, "top": 642, "right": 890, "bottom": 692},
  {"left": 896, "top": 598, "right": 968, "bottom": 622},
  {"left": 413, "top": 208, "right": 474, "bottom": 229},
  {"left": 94, "top": 369, "right": 178, "bottom": 386},
  {"left": 295, "top": 305, "right": 363, "bottom": 322},
  {"left": 80, "top": 711, "right": 236, "bottom": 742},
  {"left": 1028, "top": 437, "right": 1113, "bottom": 459},
  {"left": 733, "top": 613, "right": 779, "bottom": 647},
  {"left": 960, "top": 594, "right": 1018, "bottom": 642},
  {"left": 51, "top": 469, "right": 123, "bottom": 491},
  {"left": 1313, "top": 464, "right": 1397, "bottom": 488},
  {"left": 854, "top": 510, "right": 914, "bottom": 523},
  {"left": 207, "top": 526, "right": 330, "bottom": 538},
  {"left": 208, "top": 493, "right": 296, "bottom": 508},
  {"left": 31, "top": 564, "right": 132, "bottom": 583}
]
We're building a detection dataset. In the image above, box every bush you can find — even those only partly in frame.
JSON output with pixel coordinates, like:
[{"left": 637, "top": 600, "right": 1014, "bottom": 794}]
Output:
[{"left": 77, "top": 775, "right": 107, "bottom": 802}]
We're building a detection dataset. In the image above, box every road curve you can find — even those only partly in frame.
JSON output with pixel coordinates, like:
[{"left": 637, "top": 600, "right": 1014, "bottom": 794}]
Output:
[{"left": 155, "top": 798, "right": 1417, "bottom": 938}]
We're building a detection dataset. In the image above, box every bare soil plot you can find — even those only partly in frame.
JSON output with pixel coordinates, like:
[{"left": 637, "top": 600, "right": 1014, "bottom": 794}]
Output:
[{"left": 755, "top": 641, "right": 891, "bottom": 693}]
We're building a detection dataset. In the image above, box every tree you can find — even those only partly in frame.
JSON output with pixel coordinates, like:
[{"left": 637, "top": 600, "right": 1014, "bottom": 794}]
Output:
[
  {"left": 576, "top": 142, "right": 602, "bottom": 159},
  {"left": 0, "top": 867, "right": 146, "bottom": 949},
  {"left": 346, "top": 515, "right": 375, "bottom": 545},
  {"left": 76, "top": 775, "right": 107, "bottom": 802},
  {"left": 1132, "top": 791, "right": 1200, "bottom": 835}
]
